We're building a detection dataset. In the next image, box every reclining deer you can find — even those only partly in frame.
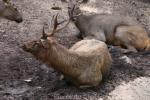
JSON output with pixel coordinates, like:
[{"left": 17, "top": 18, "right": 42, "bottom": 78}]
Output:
[
  {"left": 23, "top": 14, "right": 112, "bottom": 88},
  {"left": 0, "top": 0, "right": 22, "bottom": 22},
  {"left": 68, "top": 5, "right": 150, "bottom": 53}
]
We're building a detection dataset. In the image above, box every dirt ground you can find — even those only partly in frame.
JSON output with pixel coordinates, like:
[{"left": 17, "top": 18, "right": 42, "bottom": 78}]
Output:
[{"left": 0, "top": 0, "right": 150, "bottom": 100}]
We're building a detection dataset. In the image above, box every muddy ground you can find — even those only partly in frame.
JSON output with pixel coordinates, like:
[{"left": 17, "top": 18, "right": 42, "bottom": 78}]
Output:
[{"left": 0, "top": 0, "right": 150, "bottom": 100}]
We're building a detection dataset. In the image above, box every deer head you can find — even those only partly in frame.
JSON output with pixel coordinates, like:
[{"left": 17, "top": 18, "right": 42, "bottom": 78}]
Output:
[
  {"left": 23, "top": 14, "right": 70, "bottom": 57},
  {"left": 0, "top": 0, "right": 22, "bottom": 22}
]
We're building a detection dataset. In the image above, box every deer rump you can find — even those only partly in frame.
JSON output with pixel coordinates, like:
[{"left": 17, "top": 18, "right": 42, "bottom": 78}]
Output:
[{"left": 67, "top": 39, "right": 112, "bottom": 88}]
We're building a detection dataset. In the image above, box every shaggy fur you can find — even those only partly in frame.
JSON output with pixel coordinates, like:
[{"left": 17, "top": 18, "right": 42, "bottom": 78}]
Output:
[{"left": 23, "top": 37, "right": 112, "bottom": 88}]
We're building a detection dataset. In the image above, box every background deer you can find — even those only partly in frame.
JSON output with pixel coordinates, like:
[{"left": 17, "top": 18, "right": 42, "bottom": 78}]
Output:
[
  {"left": 68, "top": 5, "right": 150, "bottom": 53},
  {"left": 0, "top": 0, "right": 22, "bottom": 22},
  {"left": 23, "top": 14, "right": 112, "bottom": 88}
]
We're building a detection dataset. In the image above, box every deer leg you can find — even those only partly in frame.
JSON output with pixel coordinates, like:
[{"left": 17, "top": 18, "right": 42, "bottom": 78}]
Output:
[
  {"left": 115, "top": 26, "right": 138, "bottom": 53},
  {"left": 78, "top": 70, "right": 102, "bottom": 88},
  {"left": 79, "top": 85, "right": 94, "bottom": 88},
  {"left": 120, "top": 44, "right": 138, "bottom": 54}
]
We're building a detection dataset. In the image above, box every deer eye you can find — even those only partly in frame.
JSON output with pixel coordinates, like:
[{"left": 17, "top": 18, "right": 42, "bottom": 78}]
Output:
[
  {"left": 14, "top": 7, "right": 17, "bottom": 10},
  {"left": 33, "top": 42, "right": 37, "bottom": 46}
]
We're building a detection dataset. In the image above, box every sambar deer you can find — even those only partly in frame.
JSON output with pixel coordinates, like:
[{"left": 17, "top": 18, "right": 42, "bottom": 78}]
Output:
[
  {"left": 23, "top": 14, "right": 112, "bottom": 88},
  {"left": 0, "top": 0, "right": 22, "bottom": 22},
  {"left": 68, "top": 5, "right": 150, "bottom": 53}
]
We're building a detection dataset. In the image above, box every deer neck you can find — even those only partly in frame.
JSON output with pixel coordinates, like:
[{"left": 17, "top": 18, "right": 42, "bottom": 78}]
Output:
[
  {"left": 74, "top": 14, "right": 90, "bottom": 34},
  {"left": 45, "top": 43, "right": 81, "bottom": 76},
  {"left": 75, "top": 14, "right": 87, "bottom": 24}
]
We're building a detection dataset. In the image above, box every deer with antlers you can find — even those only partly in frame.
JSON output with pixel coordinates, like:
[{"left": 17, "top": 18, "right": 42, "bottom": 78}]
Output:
[
  {"left": 23, "top": 14, "right": 112, "bottom": 88},
  {"left": 0, "top": 0, "right": 22, "bottom": 22},
  {"left": 68, "top": 5, "right": 150, "bottom": 53}
]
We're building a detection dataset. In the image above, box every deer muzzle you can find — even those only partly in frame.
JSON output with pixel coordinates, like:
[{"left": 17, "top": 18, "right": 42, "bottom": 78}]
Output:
[
  {"left": 15, "top": 16, "right": 23, "bottom": 23},
  {"left": 22, "top": 44, "right": 30, "bottom": 52}
]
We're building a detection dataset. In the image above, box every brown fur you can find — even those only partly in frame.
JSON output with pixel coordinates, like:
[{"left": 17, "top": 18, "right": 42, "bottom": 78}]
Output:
[
  {"left": 23, "top": 14, "right": 112, "bottom": 88},
  {"left": 0, "top": 0, "right": 22, "bottom": 22},
  {"left": 23, "top": 37, "right": 112, "bottom": 88},
  {"left": 68, "top": 6, "right": 150, "bottom": 52}
]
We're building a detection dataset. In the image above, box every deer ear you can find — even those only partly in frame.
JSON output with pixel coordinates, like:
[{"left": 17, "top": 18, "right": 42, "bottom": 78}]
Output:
[{"left": 40, "top": 39, "right": 49, "bottom": 48}]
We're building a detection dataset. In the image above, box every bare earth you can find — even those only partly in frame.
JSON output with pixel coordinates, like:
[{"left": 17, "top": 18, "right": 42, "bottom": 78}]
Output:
[{"left": 0, "top": 0, "right": 150, "bottom": 100}]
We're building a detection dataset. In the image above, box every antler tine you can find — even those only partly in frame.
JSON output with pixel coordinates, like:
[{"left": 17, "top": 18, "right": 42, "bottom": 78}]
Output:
[
  {"left": 51, "top": 15, "right": 55, "bottom": 28},
  {"left": 43, "top": 14, "right": 59, "bottom": 38},
  {"left": 42, "top": 14, "right": 70, "bottom": 38},
  {"left": 49, "top": 13, "right": 70, "bottom": 35},
  {"left": 68, "top": 4, "right": 75, "bottom": 19},
  {"left": 42, "top": 25, "right": 48, "bottom": 39},
  {"left": 72, "top": 4, "right": 75, "bottom": 13},
  {"left": 53, "top": 18, "right": 70, "bottom": 33},
  {"left": 71, "top": 4, "right": 82, "bottom": 18},
  {"left": 51, "top": 14, "right": 59, "bottom": 35},
  {"left": 57, "top": 19, "right": 67, "bottom": 25},
  {"left": 68, "top": 4, "right": 81, "bottom": 20}
]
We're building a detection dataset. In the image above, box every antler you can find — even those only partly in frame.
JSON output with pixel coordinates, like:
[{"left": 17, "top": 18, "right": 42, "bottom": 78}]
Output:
[
  {"left": 42, "top": 14, "right": 70, "bottom": 39},
  {"left": 68, "top": 4, "right": 75, "bottom": 19},
  {"left": 52, "top": 14, "right": 70, "bottom": 33},
  {"left": 68, "top": 4, "right": 82, "bottom": 21}
]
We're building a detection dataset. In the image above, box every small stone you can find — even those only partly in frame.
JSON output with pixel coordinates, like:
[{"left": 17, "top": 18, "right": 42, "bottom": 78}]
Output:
[
  {"left": 120, "top": 55, "right": 132, "bottom": 64},
  {"left": 24, "top": 78, "right": 32, "bottom": 83}
]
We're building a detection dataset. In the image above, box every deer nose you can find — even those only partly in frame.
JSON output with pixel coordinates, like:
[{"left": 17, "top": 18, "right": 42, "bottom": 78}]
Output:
[
  {"left": 22, "top": 44, "right": 28, "bottom": 51},
  {"left": 16, "top": 17, "right": 23, "bottom": 23}
]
